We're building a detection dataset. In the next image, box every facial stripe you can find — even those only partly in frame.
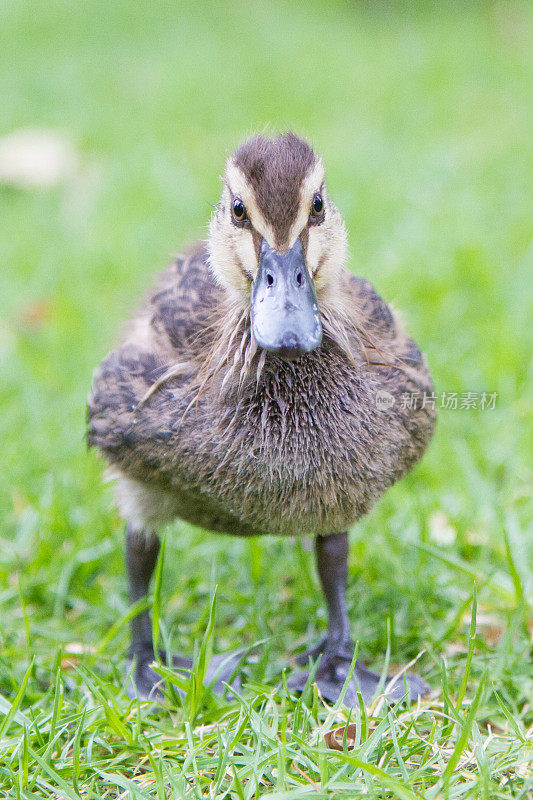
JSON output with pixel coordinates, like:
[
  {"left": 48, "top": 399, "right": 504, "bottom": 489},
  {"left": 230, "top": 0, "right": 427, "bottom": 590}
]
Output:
[
  {"left": 225, "top": 162, "right": 276, "bottom": 245},
  {"left": 232, "top": 133, "right": 317, "bottom": 249},
  {"left": 285, "top": 160, "right": 325, "bottom": 250},
  {"left": 210, "top": 134, "right": 347, "bottom": 307},
  {"left": 226, "top": 158, "right": 325, "bottom": 254}
]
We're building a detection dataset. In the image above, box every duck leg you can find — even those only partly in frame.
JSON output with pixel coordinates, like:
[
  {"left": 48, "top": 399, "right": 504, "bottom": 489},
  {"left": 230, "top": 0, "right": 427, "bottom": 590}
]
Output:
[
  {"left": 124, "top": 527, "right": 163, "bottom": 699},
  {"left": 289, "top": 532, "right": 429, "bottom": 705},
  {"left": 124, "top": 526, "right": 243, "bottom": 700}
]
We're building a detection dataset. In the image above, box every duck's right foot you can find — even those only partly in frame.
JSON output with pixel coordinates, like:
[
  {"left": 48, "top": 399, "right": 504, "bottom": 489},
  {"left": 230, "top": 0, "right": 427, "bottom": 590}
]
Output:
[
  {"left": 125, "top": 645, "right": 163, "bottom": 700},
  {"left": 123, "top": 528, "right": 244, "bottom": 702},
  {"left": 125, "top": 645, "right": 243, "bottom": 701}
]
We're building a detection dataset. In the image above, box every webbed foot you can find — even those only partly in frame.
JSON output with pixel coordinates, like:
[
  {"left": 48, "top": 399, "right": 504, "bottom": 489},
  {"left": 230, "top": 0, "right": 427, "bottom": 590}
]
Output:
[
  {"left": 289, "top": 642, "right": 429, "bottom": 706},
  {"left": 125, "top": 645, "right": 243, "bottom": 701}
]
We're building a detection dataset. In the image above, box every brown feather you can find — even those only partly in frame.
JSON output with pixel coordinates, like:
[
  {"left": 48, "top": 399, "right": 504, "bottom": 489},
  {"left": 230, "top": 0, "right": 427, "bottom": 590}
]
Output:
[{"left": 88, "top": 243, "right": 435, "bottom": 538}]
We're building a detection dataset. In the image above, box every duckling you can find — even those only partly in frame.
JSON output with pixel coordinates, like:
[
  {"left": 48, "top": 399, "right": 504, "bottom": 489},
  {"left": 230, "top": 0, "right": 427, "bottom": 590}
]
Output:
[{"left": 87, "top": 133, "right": 436, "bottom": 704}]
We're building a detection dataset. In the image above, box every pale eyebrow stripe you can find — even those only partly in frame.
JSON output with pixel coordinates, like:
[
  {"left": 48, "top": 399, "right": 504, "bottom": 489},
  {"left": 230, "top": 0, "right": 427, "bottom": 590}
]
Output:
[
  {"left": 286, "top": 159, "right": 325, "bottom": 248},
  {"left": 225, "top": 161, "right": 276, "bottom": 245}
]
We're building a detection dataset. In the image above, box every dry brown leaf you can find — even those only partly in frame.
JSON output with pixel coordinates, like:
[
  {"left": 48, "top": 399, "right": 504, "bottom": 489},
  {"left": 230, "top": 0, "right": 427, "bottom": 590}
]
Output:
[
  {"left": 324, "top": 722, "right": 375, "bottom": 751},
  {"left": 19, "top": 299, "right": 55, "bottom": 329},
  {"left": 61, "top": 657, "right": 79, "bottom": 671}
]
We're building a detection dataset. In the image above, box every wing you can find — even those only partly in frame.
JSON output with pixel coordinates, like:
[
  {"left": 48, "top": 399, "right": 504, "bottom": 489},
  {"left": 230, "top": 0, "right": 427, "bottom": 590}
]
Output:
[
  {"left": 87, "top": 243, "right": 220, "bottom": 463},
  {"left": 337, "top": 269, "right": 433, "bottom": 389},
  {"left": 332, "top": 269, "right": 436, "bottom": 457}
]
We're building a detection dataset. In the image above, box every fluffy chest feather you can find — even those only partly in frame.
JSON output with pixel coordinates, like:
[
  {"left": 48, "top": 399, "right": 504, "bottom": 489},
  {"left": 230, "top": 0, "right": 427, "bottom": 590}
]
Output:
[{"left": 167, "top": 347, "right": 408, "bottom": 535}]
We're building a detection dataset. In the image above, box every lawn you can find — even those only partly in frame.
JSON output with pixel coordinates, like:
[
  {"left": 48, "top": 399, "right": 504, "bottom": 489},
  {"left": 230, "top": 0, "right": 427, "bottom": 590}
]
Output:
[{"left": 0, "top": 0, "right": 532, "bottom": 797}]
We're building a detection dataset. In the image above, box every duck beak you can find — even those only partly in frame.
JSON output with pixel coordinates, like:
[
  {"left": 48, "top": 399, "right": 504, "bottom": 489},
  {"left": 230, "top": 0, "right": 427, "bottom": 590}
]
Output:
[{"left": 251, "top": 239, "right": 322, "bottom": 361}]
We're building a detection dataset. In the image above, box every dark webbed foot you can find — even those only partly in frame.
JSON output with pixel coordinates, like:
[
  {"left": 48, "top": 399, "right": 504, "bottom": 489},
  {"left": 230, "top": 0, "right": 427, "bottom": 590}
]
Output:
[
  {"left": 125, "top": 646, "right": 162, "bottom": 700},
  {"left": 125, "top": 645, "right": 243, "bottom": 701},
  {"left": 124, "top": 528, "right": 244, "bottom": 701},
  {"left": 294, "top": 635, "right": 330, "bottom": 666},
  {"left": 288, "top": 533, "right": 430, "bottom": 706},
  {"left": 289, "top": 642, "right": 429, "bottom": 705}
]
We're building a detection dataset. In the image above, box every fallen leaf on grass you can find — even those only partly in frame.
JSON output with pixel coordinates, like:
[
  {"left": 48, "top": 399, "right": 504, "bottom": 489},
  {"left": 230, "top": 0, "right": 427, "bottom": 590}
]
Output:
[
  {"left": 0, "top": 128, "right": 77, "bottom": 188},
  {"left": 19, "top": 299, "right": 55, "bottom": 330},
  {"left": 64, "top": 642, "right": 96, "bottom": 655},
  {"left": 62, "top": 642, "right": 96, "bottom": 671},
  {"left": 61, "top": 657, "right": 79, "bottom": 671},
  {"left": 429, "top": 511, "right": 456, "bottom": 545},
  {"left": 324, "top": 722, "right": 374, "bottom": 751}
]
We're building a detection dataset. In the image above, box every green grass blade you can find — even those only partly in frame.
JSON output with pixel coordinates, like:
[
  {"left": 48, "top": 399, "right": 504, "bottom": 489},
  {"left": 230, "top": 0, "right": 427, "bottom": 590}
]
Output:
[
  {"left": 441, "top": 673, "right": 486, "bottom": 789},
  {"left": 96, "top": 596, "right": 150, "bottom": 653},
  {"left": 189, "top": 586, "right": 217, "bottom": 719},
  {"left": 152, "top": 533, "right": 166, "bottom": 659},
  {"left": 455, "top": 582, "right": 477, "bottom": 712},
  {"left": 27, "top": 744, "right": 82, "bottom": 800},
  {"left": 0, "top": 658, "right": 34, "bottom": 738},
  {"left": 97, "top": 770, "right": 153, "bottom": 799},
  {"left": 492, "top": 685, "right": 528, "bottom": 744},
  {"left": 324, "top": 749, "right": 424, "bottom": 800}
]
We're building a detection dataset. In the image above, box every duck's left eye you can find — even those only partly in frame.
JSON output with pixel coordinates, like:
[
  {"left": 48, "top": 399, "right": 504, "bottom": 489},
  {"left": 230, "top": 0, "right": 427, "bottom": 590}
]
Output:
[
  {"left": 232, "top": 198, "right": 248, "bottom": 223},
  {"left": 311, "top": 193, "right": 323, "bottom": 216}
]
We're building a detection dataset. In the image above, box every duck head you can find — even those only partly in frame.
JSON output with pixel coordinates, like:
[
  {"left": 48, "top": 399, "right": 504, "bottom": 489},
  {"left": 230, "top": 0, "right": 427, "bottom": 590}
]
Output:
[{"left": 208, "top": 133, "right": 347, "bottom": 361}]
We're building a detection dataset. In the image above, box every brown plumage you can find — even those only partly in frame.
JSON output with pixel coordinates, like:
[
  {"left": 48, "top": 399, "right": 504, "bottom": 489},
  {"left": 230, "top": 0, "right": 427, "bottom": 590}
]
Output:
[
  {"left": 88, "top": 244, "right": 434, "bottom": 536},
  {"left": 87, "top": 133, "right": 436, "bottom": 702},
  {"left": 233, "top": 133, "right": 316, "bottom": 246}
]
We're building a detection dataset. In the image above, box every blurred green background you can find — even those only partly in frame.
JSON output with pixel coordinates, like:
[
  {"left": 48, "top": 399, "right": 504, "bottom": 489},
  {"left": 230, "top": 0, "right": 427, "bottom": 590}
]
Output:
[{"left": 0, "top": 0, "right": 531, "bottom": 770}]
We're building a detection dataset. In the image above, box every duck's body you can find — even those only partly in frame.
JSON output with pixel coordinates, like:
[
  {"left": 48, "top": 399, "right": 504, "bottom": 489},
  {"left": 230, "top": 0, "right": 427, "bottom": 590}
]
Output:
[
  {"left": 88, "top": 244, "right": 433, "bottom": 538},
  {"left": 88, "top": 134, "right": 435, "bottom": 703}
]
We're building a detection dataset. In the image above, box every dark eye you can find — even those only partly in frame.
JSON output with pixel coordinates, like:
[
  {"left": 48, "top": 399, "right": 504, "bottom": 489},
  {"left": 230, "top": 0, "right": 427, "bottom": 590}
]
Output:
[
  {"left": 232, "top": 197, "right": 247, "bottom": 222},
  {"left": 311, "top": 192, "right": 323, "bottom": 216}
]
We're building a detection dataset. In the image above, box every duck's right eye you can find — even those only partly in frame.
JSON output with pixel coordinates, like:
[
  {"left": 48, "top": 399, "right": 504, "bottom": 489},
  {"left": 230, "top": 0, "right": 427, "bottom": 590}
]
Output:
[{"left": 232, "top": 198, "right": 247, "bottom": 223}]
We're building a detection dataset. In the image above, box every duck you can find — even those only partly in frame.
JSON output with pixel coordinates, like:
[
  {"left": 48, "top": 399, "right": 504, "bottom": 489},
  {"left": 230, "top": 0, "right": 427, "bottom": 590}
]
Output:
[{"left": 87, "top": 132, "right": 436, "bottom": 704}]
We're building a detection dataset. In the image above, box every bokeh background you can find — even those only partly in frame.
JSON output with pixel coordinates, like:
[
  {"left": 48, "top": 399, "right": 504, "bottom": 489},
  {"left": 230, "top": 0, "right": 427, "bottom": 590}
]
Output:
[{"left": 0, "top": 1, "right": 531, "bottom": 794}]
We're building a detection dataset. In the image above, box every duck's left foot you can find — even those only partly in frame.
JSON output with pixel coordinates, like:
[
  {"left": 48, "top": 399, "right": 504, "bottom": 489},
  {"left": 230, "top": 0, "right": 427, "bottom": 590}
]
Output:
[
  {"left": 288, "top": 642, "right": 430, "bottom": 705},
  {"left": 287, "top": 533, "right": 430, "bottom": 705}
]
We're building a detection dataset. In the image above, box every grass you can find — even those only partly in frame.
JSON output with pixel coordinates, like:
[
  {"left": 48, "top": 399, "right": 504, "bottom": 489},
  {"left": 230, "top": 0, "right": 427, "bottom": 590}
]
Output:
[{"left": 0, "top": 0, "right": 532, "bottom": 796}]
